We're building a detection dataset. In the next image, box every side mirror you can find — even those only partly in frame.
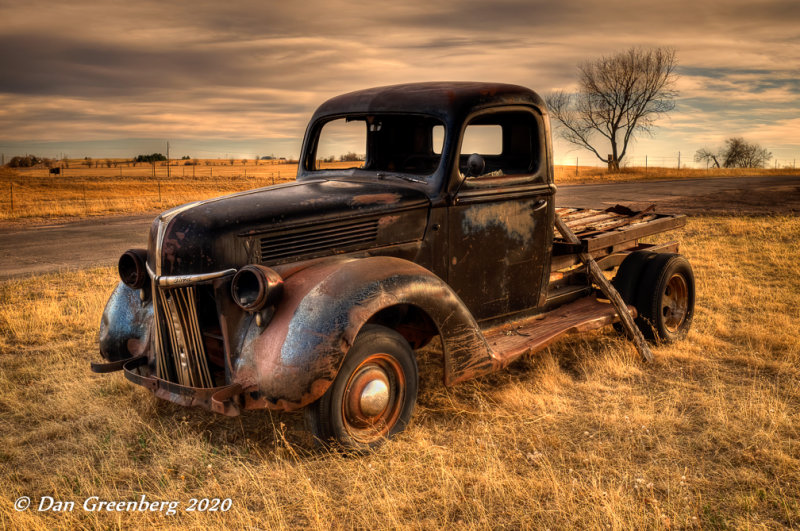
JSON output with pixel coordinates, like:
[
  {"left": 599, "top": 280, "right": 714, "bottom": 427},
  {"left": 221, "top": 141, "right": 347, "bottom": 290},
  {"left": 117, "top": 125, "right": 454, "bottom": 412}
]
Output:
[{"left": 466, "top": 153, "right": 485, "bottom": 177}]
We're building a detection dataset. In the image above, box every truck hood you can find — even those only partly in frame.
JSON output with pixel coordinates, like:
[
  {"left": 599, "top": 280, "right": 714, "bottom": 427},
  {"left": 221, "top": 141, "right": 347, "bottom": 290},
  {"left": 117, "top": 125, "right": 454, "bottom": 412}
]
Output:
[{"left": 147, "top": 178, "right": 430, "bottom": 277}]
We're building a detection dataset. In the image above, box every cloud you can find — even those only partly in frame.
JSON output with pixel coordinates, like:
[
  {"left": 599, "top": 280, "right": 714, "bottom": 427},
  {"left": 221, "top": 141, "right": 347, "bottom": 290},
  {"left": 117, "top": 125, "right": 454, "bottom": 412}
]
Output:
[{"left": 0, "top": 0, "right": 798, "bottom": 158}]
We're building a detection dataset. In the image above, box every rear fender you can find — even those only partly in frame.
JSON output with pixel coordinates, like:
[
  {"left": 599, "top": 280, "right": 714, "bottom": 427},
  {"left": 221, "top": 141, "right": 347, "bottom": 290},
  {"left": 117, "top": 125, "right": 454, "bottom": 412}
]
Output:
[{"left": 235, "top": 256, "right": 496, "bottom": 411}]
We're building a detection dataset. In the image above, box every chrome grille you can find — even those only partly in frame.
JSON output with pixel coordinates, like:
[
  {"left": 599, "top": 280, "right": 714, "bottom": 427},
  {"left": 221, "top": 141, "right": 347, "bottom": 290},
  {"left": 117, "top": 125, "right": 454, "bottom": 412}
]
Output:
[
  {"left": 259, "top": 219, "right": 379, "bottom": 263},
  {"left": 153, "top": 283, "right": 214, "bottom": 388}
]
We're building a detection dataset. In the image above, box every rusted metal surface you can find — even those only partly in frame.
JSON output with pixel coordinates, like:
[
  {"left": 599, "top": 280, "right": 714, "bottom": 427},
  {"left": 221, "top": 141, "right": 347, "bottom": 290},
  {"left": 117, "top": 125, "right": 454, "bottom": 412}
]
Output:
[
  {"left": 234, "top": 255, "right": 493, "bottom": 411},
  {"left": 448, "top": 192, "right": 553, "bottom": 320},
  {"left": 93, "top": 82, "right": 689, "bottom": 421},
  {"left": 98, "top": 282, "right": 152, "bottom": 362}
]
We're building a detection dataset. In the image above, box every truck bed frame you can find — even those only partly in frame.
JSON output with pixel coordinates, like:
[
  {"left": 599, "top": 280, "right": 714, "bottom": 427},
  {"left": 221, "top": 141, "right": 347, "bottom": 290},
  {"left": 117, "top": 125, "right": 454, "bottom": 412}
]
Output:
[{"left": 478, "top": 205, "right": 686, "bottom": 364}]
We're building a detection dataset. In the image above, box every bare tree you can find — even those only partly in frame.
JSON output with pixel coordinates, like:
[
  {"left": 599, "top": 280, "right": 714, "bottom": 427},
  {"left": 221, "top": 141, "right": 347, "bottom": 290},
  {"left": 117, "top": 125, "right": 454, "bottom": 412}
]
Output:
[
  {"left": 694, "top": 148, "right": 721, "bottom": 168},
  {"left": 722, "top": 137, "right": 771, "bottom": 168},
  {"left": 547, "top": 47, "right": 678, "bottom": 171},
  {"left": 695, "top": 138, "right": 771, "bottom": 169}
]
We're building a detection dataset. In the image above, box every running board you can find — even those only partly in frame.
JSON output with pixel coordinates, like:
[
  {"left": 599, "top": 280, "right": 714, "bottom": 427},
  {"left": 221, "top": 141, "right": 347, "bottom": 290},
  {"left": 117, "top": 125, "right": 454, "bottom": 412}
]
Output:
[{"left": 482, "top": 295, "right": 635, "bottom": 364}]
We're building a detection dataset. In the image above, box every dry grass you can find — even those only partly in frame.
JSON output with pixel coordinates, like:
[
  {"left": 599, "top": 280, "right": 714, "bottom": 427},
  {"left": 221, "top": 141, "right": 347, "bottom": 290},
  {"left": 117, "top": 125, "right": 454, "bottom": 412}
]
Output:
[
  {"left": 1, "top": 215, "right": 798, "bottom": 529},
  {"left": 3, "top": 162, "right": 798, "bottom": 223},
  {"left": 0, "top": 161, "right": 348, "bottom": 222}
]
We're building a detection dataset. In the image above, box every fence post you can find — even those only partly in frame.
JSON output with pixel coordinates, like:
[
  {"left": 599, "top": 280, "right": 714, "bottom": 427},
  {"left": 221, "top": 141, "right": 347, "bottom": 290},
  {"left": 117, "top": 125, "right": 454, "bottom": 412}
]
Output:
[
  {"left": 83, "top": 183, "right": 88, "bottom": 214},
  {"left": 9, "top": 182, "right": 13, "bottom": 215}
]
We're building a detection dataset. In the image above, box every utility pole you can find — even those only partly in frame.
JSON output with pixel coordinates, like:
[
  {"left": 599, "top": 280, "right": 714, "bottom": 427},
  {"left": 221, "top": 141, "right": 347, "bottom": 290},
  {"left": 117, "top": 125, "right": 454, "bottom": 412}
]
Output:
[
  {"left": 166, "top": 141, "right": 170, "bottom": 181},
  {"left": 678, "top": 151, "right": 681, "bottom": 169}
]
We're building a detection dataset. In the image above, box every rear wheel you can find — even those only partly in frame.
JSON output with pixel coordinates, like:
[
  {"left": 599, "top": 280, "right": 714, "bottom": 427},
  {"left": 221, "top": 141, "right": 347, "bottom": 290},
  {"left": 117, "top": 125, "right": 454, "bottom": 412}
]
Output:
[
  {"left": 634, "top": 253, "right": 695, "bottom": 343},
  {"left": 304, "top": 325, "right": 418, "bottom": 451}
]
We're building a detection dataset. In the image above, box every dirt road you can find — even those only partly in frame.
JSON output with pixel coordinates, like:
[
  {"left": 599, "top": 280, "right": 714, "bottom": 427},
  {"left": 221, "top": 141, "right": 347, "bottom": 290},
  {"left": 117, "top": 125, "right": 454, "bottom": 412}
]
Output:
[{"left": 1, "top": 174, "right": 798, "bottom": 280}]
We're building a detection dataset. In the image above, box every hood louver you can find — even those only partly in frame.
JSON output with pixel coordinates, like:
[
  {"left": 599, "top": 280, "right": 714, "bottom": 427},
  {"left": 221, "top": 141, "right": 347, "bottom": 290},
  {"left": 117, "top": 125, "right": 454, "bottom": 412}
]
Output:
[{"left": 258, "top": 218, "right": 380, "bottom": 264}]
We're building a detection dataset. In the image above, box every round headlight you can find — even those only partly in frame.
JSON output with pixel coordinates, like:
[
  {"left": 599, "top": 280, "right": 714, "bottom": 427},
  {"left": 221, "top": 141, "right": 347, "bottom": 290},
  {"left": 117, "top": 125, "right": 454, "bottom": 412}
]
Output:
[
  {"left": 118, "top": 249, "right": 149, "bottom": 289},
  {"left": 231, "top": 265, "right": 283, "bottom": 312}
]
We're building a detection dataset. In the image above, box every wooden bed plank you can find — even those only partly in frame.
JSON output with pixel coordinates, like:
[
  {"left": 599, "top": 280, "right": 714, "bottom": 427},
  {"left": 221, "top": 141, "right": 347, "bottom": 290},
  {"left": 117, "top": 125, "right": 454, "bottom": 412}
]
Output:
[{"left": 483, "top": 296, "right": 632, "bottom": 363}]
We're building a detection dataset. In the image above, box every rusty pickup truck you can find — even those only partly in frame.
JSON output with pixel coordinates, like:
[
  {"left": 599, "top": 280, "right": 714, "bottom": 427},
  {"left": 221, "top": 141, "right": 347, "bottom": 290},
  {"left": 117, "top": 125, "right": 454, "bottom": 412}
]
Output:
[{"left": 92, "top": 82, "right": 694, "bottom": 450}]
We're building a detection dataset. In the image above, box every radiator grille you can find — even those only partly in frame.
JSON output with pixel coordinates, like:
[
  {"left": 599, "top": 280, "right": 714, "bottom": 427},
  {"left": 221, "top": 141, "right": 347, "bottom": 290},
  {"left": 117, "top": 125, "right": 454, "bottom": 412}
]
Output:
[
  {"left": 259, "top": 219, "right": 379, "bottom": 263},
  {"left": 153, "top": 284, "right": 214, "bottom": 388}
]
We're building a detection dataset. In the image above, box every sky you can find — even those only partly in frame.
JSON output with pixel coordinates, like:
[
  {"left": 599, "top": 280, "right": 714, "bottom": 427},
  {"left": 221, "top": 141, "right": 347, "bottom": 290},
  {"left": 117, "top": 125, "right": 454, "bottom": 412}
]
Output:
[{"left": 1, "top": 0, "right": 799, "bottom": 167}]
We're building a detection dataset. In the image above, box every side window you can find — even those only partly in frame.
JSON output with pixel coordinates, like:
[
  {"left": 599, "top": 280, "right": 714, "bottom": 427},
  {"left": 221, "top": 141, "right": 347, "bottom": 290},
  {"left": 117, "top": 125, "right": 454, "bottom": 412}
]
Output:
[
  {"left": 458, "top": 110, "right": 542, "bottom": 183},
  {"left": 461, "top": 125, "right": 502, "bottom": 156}
]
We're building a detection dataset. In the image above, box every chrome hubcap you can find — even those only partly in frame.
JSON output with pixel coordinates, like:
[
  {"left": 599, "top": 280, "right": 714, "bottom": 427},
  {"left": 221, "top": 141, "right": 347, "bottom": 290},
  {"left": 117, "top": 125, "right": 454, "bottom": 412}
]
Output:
[
  {"left": 360, "top": 379, "right": 390, "bottom": 417},
  {"left": 341, "top": 353, "right": 405, "bottom": 443}
]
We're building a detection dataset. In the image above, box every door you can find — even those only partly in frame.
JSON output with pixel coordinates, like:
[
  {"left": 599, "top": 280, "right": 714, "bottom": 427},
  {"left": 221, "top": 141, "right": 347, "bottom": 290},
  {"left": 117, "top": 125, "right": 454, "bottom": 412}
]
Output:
[{"left": 447, "top": 109, "right": 553, "bottom": 321}]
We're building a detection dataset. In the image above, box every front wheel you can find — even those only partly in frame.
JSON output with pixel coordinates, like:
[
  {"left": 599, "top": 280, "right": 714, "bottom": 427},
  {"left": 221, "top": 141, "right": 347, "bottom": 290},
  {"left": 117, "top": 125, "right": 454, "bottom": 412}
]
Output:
[{"left": 304, "top": 325, "right": 418, "bottom": 451}]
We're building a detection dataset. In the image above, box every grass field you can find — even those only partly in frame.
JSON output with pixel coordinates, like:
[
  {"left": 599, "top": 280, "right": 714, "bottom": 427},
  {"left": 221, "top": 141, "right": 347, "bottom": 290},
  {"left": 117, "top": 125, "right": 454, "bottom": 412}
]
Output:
[
  {"left": 2, "top": 161, "right": 799, "bottom": 222},
  {"left": 1, "top": 215, "right": 798, "bottom": 529}
]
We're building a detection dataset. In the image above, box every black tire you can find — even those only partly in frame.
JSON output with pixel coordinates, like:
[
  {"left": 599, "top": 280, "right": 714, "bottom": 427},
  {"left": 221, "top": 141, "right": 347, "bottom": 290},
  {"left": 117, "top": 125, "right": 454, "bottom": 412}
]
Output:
[
  {"left": 304, "top": 324, "right": 418, "bottom": 451},
  {"left": 634, "top": 253, "right": 695, "bottom": 343}
]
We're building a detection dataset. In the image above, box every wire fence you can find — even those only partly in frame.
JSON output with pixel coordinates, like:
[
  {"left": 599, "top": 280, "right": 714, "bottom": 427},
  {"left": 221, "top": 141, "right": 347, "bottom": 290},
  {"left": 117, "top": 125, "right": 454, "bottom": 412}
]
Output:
[
  {"left": 2, "top": 156, "right": 799, "bottom": 220},
  {"left": 0, "top": 160, "right": 377, "bottom": 220},
  {"left": 554, "top": 153, "right": 799, "bottom": 170}
]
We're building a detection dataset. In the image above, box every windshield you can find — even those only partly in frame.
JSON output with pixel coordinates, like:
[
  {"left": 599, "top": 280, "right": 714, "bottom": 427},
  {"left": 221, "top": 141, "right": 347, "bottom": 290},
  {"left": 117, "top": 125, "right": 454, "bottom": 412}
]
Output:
[{"left": 308, "top": 114, "right": 445, "bottom": 176}]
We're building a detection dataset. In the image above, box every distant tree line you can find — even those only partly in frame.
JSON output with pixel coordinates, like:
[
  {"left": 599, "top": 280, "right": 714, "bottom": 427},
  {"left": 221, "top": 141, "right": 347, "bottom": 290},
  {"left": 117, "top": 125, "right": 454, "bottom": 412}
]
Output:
[
  {"left": 695, "top": 138, "right": 772, "bottom": 168},
  {"left": 340, "top": 152, "right": 364, "bottom": 162},
  {"left": 6, "top": 155, "right": 53, "bottom": 168},
  {"left": 134, "top": 153, "right": 167, "bottom": 163}
]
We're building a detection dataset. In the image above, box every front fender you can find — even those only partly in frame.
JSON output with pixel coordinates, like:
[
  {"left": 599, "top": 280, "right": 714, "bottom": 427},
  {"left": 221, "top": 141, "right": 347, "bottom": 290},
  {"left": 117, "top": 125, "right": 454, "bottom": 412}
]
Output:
[
  {"left": 234, "top": 256, "right": 497, "bottom": 411},
  {"left": 98, "top": 282, "right": 153, "bottom": 362}
]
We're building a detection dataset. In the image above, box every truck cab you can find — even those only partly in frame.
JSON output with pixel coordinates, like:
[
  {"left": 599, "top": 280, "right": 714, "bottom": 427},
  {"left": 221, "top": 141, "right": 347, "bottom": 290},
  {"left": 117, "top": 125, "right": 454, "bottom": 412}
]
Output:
[
  {"left": 93, "top": 83, "right": 694, "bottom": 450},
  {"left": 299, "top": 82, "right": 555, "bottom": 321}
]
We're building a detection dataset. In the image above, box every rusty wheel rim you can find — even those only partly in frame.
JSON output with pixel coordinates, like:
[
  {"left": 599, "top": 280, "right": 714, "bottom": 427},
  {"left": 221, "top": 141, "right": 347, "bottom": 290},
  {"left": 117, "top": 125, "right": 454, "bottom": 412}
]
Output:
[
  {"left": 341, "top": 353, "right": 405, "bottom": 444},
  {"left": 662, "top": 273, "right": 689, "bottom": 333}
]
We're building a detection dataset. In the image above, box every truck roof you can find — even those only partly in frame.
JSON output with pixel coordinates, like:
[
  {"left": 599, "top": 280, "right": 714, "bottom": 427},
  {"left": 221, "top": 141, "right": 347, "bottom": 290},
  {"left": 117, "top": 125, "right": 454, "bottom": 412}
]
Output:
[{"left": 310, "top": 82, "right": 547, "bottom": 122}]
